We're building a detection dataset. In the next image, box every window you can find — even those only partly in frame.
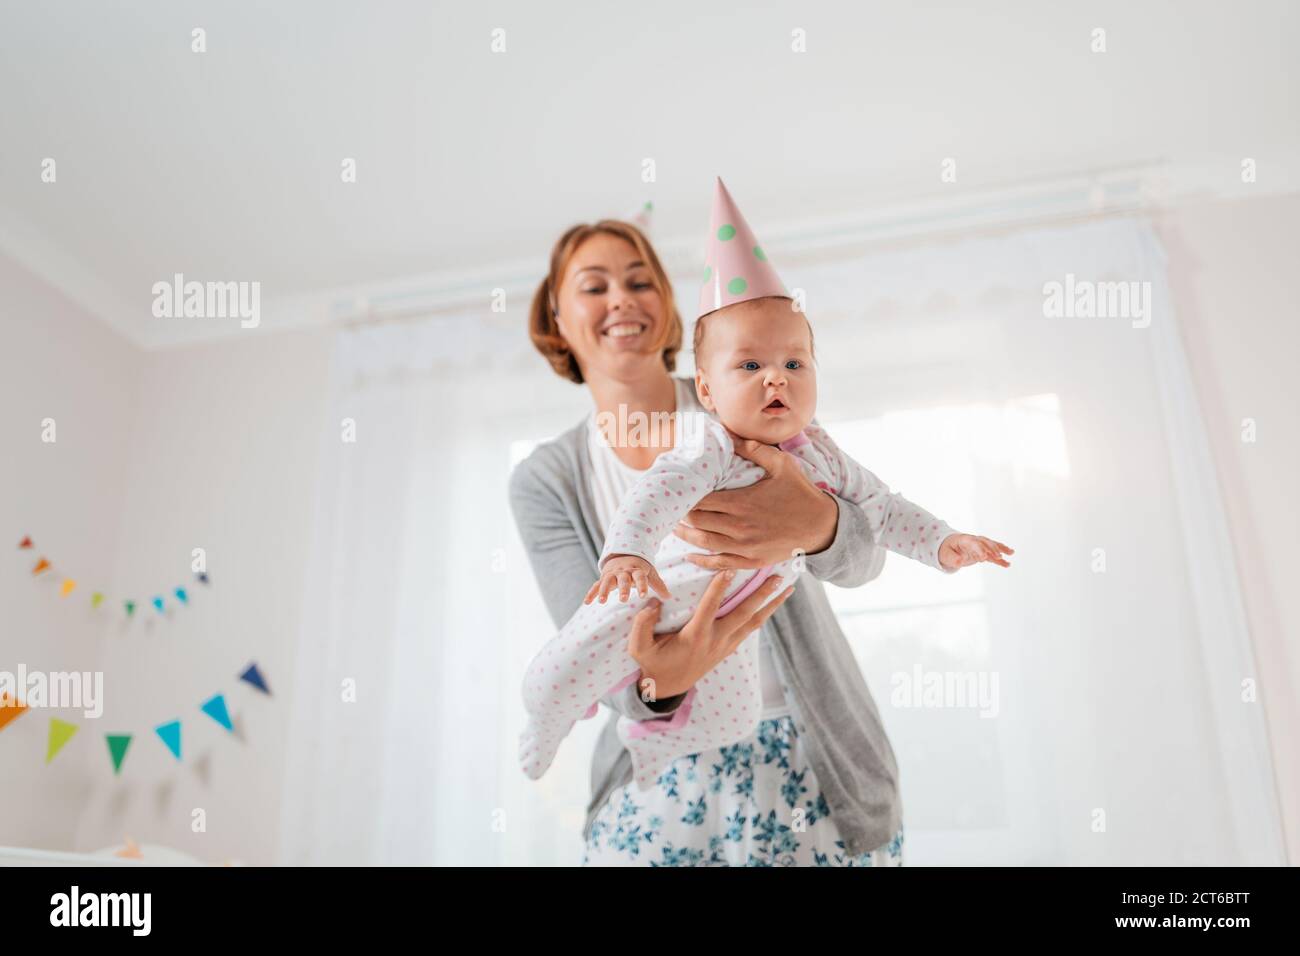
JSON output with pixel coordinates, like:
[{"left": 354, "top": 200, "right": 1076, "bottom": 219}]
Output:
[{"left": 823, "top": 396, "right": 1066, "bottom": 860}]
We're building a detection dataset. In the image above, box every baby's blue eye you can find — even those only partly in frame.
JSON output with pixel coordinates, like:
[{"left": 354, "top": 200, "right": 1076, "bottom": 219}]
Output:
[
  {"left": 786, "top": 360, "right": 801, "bottom": 370},
  {"left": 740, "top": 361, "right": 760, "bottom": 371}
]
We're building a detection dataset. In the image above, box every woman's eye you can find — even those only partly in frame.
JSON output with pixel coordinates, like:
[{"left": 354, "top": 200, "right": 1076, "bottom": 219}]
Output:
[
  {"left": 631, "top": 282, "right": 653, "bottom": 290},
  {"left": 581, "top": 287, "right": 605, "bottom": 295}
]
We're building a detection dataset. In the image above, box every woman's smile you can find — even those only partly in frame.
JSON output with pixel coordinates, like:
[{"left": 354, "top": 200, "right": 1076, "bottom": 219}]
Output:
[
  {"left": 603, "top": 321, "right": 644, "bottom": 340},
  {"left": 602, "top": 319, "right": 650, "bottom": 343}
]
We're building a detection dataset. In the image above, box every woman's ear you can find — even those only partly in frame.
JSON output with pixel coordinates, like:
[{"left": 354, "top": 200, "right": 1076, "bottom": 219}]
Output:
[{"left": 695, "top": 370, "right": 715, "bottom": 412}]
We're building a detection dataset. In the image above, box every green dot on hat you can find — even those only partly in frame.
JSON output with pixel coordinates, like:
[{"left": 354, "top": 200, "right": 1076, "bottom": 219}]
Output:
[
  {"left": 753, "top": 246, "right": 766, "bottom": 261},
  {"left": 717, "top": 224, "right": 736, "bottom": 241},
  {"left": 703, "top": 265, "right": 712, "bottom": 283},
  {"left": 727, "top": 277, "right": 748, "bottom": 295}
]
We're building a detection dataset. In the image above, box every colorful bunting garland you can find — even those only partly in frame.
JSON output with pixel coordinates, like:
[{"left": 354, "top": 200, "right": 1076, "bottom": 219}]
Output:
[
  {"left": 17, "top": 534, "right": 211, "bottom": 620},
  {"left": 0, "top": 662, "right": 271, "bottom": 775}
]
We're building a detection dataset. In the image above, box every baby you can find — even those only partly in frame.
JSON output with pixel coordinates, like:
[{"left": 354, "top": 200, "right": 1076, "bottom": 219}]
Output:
[{"left": 518, "top": 179, "right": 1012, "bottom": 790}]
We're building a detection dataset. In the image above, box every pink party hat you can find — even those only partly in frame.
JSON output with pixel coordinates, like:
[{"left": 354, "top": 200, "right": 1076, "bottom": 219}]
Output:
[{"left": 697, "top": 177, "right": 788, "bottom": 320}]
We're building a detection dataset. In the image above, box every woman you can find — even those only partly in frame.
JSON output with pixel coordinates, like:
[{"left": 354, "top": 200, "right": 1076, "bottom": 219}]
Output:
[{"left": 509, "top": 219, "right": 904, "bottom": 866}]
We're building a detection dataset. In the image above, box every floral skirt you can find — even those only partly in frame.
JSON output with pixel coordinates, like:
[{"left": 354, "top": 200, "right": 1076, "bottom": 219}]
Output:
[{"left": 582, "top": 714, "right": 904, "bottom": 867}]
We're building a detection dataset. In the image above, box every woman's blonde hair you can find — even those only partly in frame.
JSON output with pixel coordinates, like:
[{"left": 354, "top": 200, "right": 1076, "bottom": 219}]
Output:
[{"left": 529, "top": 220, "right": 683, "bottom": 384}]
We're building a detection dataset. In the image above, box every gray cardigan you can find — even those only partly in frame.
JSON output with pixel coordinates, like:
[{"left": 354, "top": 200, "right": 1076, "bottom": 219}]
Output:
[{"left": 508, "top": 392, "right": 904, "bottom": 855}]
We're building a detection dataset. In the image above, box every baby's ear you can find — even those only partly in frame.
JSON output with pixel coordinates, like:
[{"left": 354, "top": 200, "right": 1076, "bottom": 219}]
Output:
[{"left": 694, "top": 371, "right": 714, "bottom": 411}]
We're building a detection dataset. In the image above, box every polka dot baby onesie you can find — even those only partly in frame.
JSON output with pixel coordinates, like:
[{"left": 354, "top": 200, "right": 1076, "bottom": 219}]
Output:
[{"left": 518, "top": 411, "right": 959, "bottom": 790}]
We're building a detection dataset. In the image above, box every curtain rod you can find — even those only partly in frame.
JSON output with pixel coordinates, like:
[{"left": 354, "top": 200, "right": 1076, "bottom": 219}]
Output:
[{"left": 334, "top": 165, "right": 1167, "bottom": 330}]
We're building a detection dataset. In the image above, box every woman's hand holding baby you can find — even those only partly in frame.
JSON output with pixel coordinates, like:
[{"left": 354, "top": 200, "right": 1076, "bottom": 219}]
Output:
[
  {"left": 627, "top": 570, "right": 795, "bottom": 700},
  {"left": 585, "top": 554, "right": 673, "bottom": 605},
  {"left": 938, "top": 533, "right": 1014, "bottom": 570},
  {"left": 672, "top": 436, "right": 838, "bottom": 570}
]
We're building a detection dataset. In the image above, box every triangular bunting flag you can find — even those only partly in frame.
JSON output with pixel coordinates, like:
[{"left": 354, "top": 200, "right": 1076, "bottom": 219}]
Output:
[
  {"left": 0, "top": 693, "right": 29, "bottom": 732},
  {"left": 239, "top": 663, "right": 271, "bottom": 696},
  {"left": 115, "top": 837, "right": 143, "bottom": 860},
  {"left": 155, "top": 720, "right": 182, "bottom": 760},
  {"left": 197, "top": 572, "right": 210, "bottom": 585},
  {"left": 18, "top": 536, "right": 32, "bottom": 549},
  {"left": 60, "top": 579, "right": 76, "bottom": 597},
  {"left": 106, "top": 734, "right": 132, "bottom": 774},
  {"left": 125, "top": 600, "right": 136, "bottom": 617},
  {"left": 91, "top": 592, "right": 104, "bottom": 608},
  {"left": 151, "top": 596, "right": 164, "bottom": 613},
  {"left": 201, "top": 694, "right": 233, "bottom": 732},
  {"left": 46, "top": 718, "right": 78, "bottom": 763},
  {"left": 32, "top": 557, "right": 50, "bottom": 575},
  {"left": 174, "top": 587, "right": 188, "bottom": 605}
]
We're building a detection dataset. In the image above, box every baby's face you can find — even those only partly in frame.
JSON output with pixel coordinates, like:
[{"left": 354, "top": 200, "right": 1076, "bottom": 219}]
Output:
[{"left": 694, "top": 297, "right": 816, "bottom": 445}]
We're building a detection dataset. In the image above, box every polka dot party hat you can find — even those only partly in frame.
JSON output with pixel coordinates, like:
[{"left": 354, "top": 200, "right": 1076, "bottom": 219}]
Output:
[{"left": 697, "top": 177, "right": 789, "bottom": 321}]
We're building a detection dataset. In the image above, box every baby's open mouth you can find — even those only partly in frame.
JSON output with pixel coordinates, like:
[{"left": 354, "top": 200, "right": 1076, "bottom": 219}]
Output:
[{"left": 762, "top": 398, "right": 788, "bottom": 414}]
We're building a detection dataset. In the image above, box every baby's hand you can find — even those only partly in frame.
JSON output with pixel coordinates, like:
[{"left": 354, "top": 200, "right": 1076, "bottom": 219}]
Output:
[
  {"left": 938, "top": 533, "right": 1014, "bottom": 570},
  {"left": 584, "top": 554, "right": 673, "bottom": 605}
]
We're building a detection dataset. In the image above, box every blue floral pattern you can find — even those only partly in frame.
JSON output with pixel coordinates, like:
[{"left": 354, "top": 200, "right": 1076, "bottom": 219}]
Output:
[{"left": 582, "top": 715, "right": 904, "bottom": 867}]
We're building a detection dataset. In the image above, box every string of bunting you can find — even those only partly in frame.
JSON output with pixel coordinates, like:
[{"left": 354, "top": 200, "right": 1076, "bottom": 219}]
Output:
[
  {"left": 17, "top": 535, "right": 210, "bottom": 618},
  {"left": 0, "top": 662, "right": 272, "bottom": 774}
]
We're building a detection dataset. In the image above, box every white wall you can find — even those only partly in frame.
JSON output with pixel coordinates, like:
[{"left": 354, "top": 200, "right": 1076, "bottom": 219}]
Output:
[
  {"left": 0, "top": 254, "right": 139, "bottom": 851},
  {"left": 70, "top": 325, "right": 333, "bottom": 865},
  {"left": 1154, "top": 193, "right": 1300, "bottom": 865},
  {"left": 1, "top": 253, "right": 334, "bottom": 864}
]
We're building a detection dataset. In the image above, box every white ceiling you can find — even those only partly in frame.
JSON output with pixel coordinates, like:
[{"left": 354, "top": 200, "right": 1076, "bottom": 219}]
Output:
[{"left": 1, "top": 0, "right": 1297, "bottom": 347}]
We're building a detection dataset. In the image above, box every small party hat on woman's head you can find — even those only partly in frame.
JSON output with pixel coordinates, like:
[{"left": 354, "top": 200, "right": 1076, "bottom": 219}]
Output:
[
  {"left": 631, "top": 200, "right": 653, "bottom": 230},
  {"left": 697, "top": 177, "right": 788, "bottom": 320}
]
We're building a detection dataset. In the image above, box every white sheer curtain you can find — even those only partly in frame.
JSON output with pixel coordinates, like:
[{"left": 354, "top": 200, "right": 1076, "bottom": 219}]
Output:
[{"left": 278, "top": 216, "right": 1284, "bottom": 866}]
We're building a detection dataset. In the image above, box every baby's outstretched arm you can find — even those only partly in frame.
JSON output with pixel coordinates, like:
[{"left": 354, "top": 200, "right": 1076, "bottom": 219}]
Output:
[
  {"left": 937, "top": 533, "right": 1014, "bottom": 570},
  {"left": 584, "top": 554, "right": 673, "bottom": 605},
  {"left": 809, "top": 423, "right": 1014, "bottom": 574}
]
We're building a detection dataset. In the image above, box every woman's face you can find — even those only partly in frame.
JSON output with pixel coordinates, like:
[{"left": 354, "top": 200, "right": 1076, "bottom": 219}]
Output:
[{"left": 554, "top": 233, "right": 668, "bottom": 380}]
